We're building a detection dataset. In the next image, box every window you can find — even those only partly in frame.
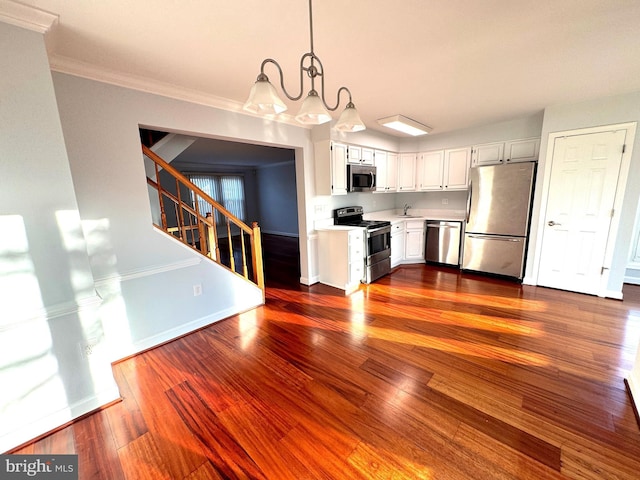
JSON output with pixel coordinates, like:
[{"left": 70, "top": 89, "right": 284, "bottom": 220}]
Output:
[{"left": 188, "top": 174, "right": 246, "bottom": 223}]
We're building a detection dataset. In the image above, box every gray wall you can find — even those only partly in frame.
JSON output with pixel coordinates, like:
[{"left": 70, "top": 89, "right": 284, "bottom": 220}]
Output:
[
  {"left": 255, "top": 161, "right": 299, "bottom": 236},
  {"left": 527, "top": 92, "right": 640, "bottom": 295},
  {"left": 0, "top": 23, "right": 118, "bottom": 452}
]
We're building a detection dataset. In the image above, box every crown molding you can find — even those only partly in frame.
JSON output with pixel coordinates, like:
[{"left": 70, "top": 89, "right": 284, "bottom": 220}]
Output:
[
  {"left": 49, "top": 54, "right": 305, "bottom": 129},
  {"left": 0, "top": 0, "right": 58, "bottom": 33}
]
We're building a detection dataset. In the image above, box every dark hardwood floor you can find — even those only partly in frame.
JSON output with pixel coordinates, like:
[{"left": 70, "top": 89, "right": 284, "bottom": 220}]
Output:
[
  {"left": 261, "top": 234, "right": 301, "bottom": 288},
  {"left": 13, "top": 255, "right": 640, "bottom": 479}
]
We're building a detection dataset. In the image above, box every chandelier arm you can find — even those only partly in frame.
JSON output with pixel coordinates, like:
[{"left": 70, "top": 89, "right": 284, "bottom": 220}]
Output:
[
  {"left": 259, "top": 58, "right": 305, "bottom": 102},
  {"left": 321, "top": 81, "right": 353, "bottom": 112}
]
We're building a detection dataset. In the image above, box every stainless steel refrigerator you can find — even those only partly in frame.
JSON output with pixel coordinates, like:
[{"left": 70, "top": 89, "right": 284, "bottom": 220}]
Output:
[{"left": 462, "top": 162, "right": 536, "bottom": 279}]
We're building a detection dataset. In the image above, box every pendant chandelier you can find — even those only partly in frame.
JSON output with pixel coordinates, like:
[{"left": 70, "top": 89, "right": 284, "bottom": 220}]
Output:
[{"left": 243, "top": 0, "right": 366, "bottom": 132}]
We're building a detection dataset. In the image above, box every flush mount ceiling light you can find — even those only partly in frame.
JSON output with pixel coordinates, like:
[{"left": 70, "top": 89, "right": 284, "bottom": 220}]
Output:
[
  {"left": 377, "top": 115, "right": 432, "bottom": 136},
  {"left": 243, "top": 0, "right": 365, "bottom": 132}
]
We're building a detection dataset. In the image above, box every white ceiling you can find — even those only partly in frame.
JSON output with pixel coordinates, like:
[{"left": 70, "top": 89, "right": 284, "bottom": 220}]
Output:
[{"left": 19, "top": 0, "right": 640, "bottom": 136}]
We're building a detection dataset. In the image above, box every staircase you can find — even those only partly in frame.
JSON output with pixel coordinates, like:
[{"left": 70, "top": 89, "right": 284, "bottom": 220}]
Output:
[{"left": 142, "top": 145, "right": 265, "bottom": 299}]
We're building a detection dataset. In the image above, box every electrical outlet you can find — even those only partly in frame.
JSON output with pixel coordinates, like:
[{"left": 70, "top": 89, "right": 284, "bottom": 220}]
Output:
[
  {"left": 193, "top": 284, "right": 202, "bottom": 296},
  {"left": 79, "top": 338, "right": 99, "bottom": 359},
  {"left": 442, "top": 198, "right": 448, "bottom": 205}
]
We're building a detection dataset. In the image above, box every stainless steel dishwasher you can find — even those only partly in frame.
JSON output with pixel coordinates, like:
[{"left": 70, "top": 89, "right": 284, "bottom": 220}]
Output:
[{"left": 425, "top": 221, "right": 462, "bottom": 266}]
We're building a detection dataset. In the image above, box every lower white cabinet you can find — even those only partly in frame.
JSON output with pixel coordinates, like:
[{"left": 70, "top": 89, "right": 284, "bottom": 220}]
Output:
[
  {"left": 404, "top": 220, "right": 426, "bottom": 262},
  {"left": 390, "top": 222, "right": 405, "bottom": 268},
  {"left": 318, "top": 227, "right": 364, "bottom": 294}
]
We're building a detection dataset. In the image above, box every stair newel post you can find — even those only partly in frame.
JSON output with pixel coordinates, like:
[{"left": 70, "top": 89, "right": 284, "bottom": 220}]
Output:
[
  {"left": 251, "top": 222, "right": 265, "bottom": 297},
  {"left": 204, "top": 212, "right": 214, "bottom": 259}
]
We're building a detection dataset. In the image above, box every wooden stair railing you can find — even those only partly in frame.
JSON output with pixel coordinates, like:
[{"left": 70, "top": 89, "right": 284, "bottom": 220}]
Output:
[{"left": 142, "top": 145, "right": 265, "bottom": 298}]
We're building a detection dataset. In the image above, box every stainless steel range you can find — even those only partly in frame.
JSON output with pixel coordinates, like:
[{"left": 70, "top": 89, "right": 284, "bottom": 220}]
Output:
[{"left": 334, "top": 206, "right": 391, "bottom": 283}]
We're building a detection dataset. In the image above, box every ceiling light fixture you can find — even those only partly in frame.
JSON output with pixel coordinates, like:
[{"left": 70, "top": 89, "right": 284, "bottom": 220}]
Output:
[
  {"left": 243, "top": 0, "right": 365, "bottom": 132},
  {"left": 377, "top": 115, "right": 432, "bottom": 136}
]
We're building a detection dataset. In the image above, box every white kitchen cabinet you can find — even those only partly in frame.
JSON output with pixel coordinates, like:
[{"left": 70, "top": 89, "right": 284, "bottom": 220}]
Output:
[
  {"left": 374, "top": 150, "right": 398, "bottom": 192},
  {"left": 471, "top": 142, "right": 504, "bottom": 167},
  {"left": 404, "top": 220, "right": 425, "bottom": 262},
  {"left": 374, "top": 150, "right": 387, "bottom": 192},
  {"left": 386, "top": 152, "right": 398, "bottom": 191},
  {"left": 348, "top": 145, "right": 375, "bottom": 165},
  {"left": 443, "top": 147, "right": 471, "bottom": 190},
  {"left": 317, "top": 227, "right": 364, "bottom": 294},
  {"left": 397, "top": 153, "right": 417, "bottom": 191},
  {"left": 504, "top": 137, "right": 540, "bottom": 163},
  {"left": 314, "top": 140, "right": 347, "bottom": 196},
  {"left": 390, "top": 221, "right": 405, "bottom": 267},
  {"left": 471, "top": 138, "right": 540, "bottom": 166},
  {"left": 417, "top": 150, "right": 445, "bottom": 191}
]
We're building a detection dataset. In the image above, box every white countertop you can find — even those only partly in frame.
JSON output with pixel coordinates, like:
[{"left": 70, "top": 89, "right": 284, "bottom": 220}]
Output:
[{"left": 364, "top": 209, "right": 466, "bottom": 223}]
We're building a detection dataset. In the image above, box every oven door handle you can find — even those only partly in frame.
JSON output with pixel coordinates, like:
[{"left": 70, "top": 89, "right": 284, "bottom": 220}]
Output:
[{"left": 367, "top": 225, "right": 391, "bottom": 235}]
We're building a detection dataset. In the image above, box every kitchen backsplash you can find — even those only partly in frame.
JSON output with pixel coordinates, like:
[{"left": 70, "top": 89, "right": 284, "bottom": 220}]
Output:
[{"left": 313, "top": 190, "right": 467, "bottom": 224}]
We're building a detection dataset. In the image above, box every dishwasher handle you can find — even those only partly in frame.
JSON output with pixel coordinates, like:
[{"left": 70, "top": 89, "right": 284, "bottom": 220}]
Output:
[{"left": 426, "top": 223, "right": 460, "bottom": 229}]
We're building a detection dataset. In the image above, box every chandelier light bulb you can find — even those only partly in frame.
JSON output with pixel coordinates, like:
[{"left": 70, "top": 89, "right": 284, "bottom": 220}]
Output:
[
  {"left": 335, "top": 102, "right": 366, "bottom": 132},
  {"left": 243, "top": 74, "right": 287, "bottom": 115},
  {"left": 295, "top": 90, "right": 331, "bottom": 125}
]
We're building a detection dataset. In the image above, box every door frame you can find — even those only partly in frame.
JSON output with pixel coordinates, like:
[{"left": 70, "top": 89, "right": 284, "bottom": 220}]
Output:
[{"left": 529, "top": 122, "right": 636, "bottom": 298}]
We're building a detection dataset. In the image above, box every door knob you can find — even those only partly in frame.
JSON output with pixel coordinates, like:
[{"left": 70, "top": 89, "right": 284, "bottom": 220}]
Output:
[{"left": 547, "top": 220, "right": 561, "bottom": 226}]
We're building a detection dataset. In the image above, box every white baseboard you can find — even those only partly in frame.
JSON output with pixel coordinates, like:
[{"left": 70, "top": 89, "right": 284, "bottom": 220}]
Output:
[
  {"left": 626, "top": 374, "right": 640, "bottom": 425},
  {"left": 300, "top": 275, "right": 319, "bottom": 286},
  {"left": 123, "top": 302, "right": 261, "bottom": 359},
  {"left": 604, "top": 289, "right": 624, "bottom": 300},
  {"left": 1, "top": 385, "right": 120, "bottom": 454}
]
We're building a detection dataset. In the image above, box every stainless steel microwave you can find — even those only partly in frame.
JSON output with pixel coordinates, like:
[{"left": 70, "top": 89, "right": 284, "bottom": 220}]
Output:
[{"left": 347, "top": 164, "right": 377, "bottom": 192}]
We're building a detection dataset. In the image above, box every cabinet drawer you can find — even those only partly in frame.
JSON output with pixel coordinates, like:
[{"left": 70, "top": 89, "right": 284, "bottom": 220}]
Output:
[
  {"left": 391, "top": 222, "right": 405, "bottom": 233},
  {"left": 350, "top": 261, "right": 364, "bottom": 281},
  {"left": 405, "top": 220, "right": 425, "bottom": 230}
]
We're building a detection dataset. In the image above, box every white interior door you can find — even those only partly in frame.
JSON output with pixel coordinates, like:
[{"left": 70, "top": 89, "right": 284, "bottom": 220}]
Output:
[{"left": 538, "top": 130, "right": 626, "bottom": 295}]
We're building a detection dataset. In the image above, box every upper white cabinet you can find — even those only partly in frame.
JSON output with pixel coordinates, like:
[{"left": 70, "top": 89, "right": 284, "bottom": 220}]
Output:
[
  {"left": 471, "top": 142, "right": 504, "bottom": 167},
  {"left": 314, "top": 140, "right": 347, "bottom": 196},
  {"left": 348, "top": 145, "right": 375, "bottom": 165},
  {"left": 443, "top": 147, "right": 471, "bottom": 190},
  {"left": 505, "top": 137, "right": 540, "bottom": 163},
  {"left": 374, "top": 150, "right": 398, "bottom": 193},
  {"left": 417, "top": 150, "right": 445, "bottom": 191},
  {"left": 471, "top": 137, "right": 540, "bottom": 166},
  {"left": 386, "top": 152, "right": 398, "bottom": 192},
  {"left": 397, "top": 153, "right": 417, "bottom": 191}
]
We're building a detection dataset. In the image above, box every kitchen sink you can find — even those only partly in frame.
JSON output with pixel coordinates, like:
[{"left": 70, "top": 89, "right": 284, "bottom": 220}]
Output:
[{"left": 396, "top": 214, "right": 421, "bottom": 218}]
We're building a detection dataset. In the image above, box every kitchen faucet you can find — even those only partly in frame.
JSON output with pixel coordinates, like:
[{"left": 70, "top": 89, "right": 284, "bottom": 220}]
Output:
[{"left": 403, "top": 203, "right": 412, "bottom": 215}]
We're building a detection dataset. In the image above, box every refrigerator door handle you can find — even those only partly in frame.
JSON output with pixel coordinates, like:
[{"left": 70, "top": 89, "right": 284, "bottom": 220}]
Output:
[
  {"left": 467, "top": 234, "right": 522, "bottom": 242},
  {"left": 466, "top": 181, "right": 472, "bottom": 223}
]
